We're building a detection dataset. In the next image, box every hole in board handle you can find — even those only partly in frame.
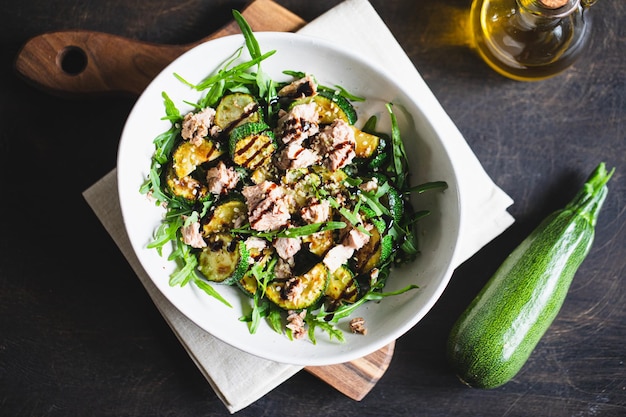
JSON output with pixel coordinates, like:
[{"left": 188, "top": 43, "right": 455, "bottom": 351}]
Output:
[{"left": 57, "top": 46, "right": 88, "bottom": 75}]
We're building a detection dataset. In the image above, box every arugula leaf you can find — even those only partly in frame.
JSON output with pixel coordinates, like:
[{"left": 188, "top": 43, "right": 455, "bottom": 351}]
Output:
[
  {"left": 161, "top": 91, "right": 181, "bottom": 122},
  {"left": 193, "top": 275, "right": 232, "bottom": 308},
  {"left": 233, "top": 221, "right": 347, "bottom": 240},
  {"left": 243, "top": 254, "right": 278, "bottom": 334},
  {"left": 233, "top": 10, "right": 262, "bottom": 59},
  {"left": 324, "top": 268, "right": 419, "bottom": 322},
  {"left": 305, "top": 314, "right": 345, "bottom": 344},
  {"left": 386, "top": 103, "right": 409, "bottom": 191}
]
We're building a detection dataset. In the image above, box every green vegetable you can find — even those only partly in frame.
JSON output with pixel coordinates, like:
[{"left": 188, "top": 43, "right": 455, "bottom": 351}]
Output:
[
  {"left": 325, "top": 265, "right": 358, "bottom": 305},
  {"left": 290, "top": 90, "right": 357, "bottom": 125},
  {"left": 165, "top": 164, "right": 209, "bottom": 202},
  {"left": 228, "top": 122, "right": 276, "bottom": 169},
  {"left": 214, "top": 92, "right": 261, "bottom": 132},
  {"left": 197, "top": 234, "right": 248, "bottom": 284},
  {"left": 202, "top": 198, "right": 247, "bottom": 235},
  {"left": 352, "top": 126, "right": 383, "bottom": 160},
  {"left": 265, "top": 262, "right": 329, "bottom": 310},
  {"left": 447, "top": 162, "right": 614, "bottom": 389},
  {"left": 172, "top": 138, "right": 223, "bottom": 178}
]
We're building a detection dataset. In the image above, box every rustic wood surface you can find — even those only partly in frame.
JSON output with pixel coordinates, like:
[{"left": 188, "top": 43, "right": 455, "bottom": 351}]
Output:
[{"left": 1, "top": 0, "right": 624, "bottom": 416}]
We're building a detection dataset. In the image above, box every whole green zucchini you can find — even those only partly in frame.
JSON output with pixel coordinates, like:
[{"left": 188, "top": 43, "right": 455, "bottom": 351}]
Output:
[{"left": 447, "top": 162, "right": 614, "bottom": 389}]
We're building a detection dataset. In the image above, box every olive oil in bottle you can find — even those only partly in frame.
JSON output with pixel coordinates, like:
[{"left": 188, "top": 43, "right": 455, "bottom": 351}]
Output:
[{"left": 470, "top": 0, "right": 597, "bottom": 81}]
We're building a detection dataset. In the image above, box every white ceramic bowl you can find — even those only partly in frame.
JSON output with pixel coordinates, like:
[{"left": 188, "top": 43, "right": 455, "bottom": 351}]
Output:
[{"left": 117, "top": 32, "right": 461, "bottom": 366}]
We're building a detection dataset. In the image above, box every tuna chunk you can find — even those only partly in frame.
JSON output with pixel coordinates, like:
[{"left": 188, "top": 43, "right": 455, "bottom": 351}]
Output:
[
  {"left": 206, "top": 161, "right": 239, "bottom": 195},
  {"left": 277, "top": 102, "right": 320, "bottom": 144},
  {"left": 286, "top": 310, "right": 307, "bottom": 339},
  {"left": 300, "top": 199, "right": 331, "bottom": 224},
  {"left": 242, "top": 181, "right": 291, "bottom": 231},
  {"left": 345, "top": 226, "right": 371, "bottom": 250},
  {"left": 274, "top": 258, "right": 293, "bottom": 279},
  {"left": 275, "top": 141, "right": 320, "bottom": 170},
  {"left": 277, "top": 74, "right": 317, "bottom": 99},
  {"left": 181, "top": 107, "right": 218, "bottom": 145},
  {"left": 181, "top": 219, "right": 206, "bottom": 249},
  {"left": 312, "top": 118, "right": 356, "bottom": 171},
  {"left": 322, "top": 224, "right": 372, "bottom": 272},
  {"left": 274, "top": 237, "right": 302, "bottom": 260},
  {"left": 323, "top": 244, "right": 354, "bottom": 272},
  {"left": 244, "top": 236, "right": 267, "bottom": 253}
]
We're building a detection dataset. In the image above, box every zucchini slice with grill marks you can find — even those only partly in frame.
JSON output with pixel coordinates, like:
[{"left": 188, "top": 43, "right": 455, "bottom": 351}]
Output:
[
  {"left": 237, "top": 248, "right": 273, "bottom": 297},
  {"left": 229, "top": 122, "right": 277, "bottom": 170},
  {"left": 237, "top": 272, "right": 257, "bottom": 298},
  {"left": 352, "top": 127, "right": 382, "bottom": 159},
  {"left": 172, "top": 138, "right": 223, "bottom": 178},
  {"left": 265, "top": 262, "right": 329, "bottom": 310},
  {"left": 317, "top": 90, "right": 358, "bottom": 124},
  {"left": 301, "top": 228, "right": 334, "bottom": 257},
  {"left": 325, "top": 265, "right": 359, "bottom": 305},
  {"left": 202, "top": 197, "right": 247, "bottom": 236},
  {"left": 290, "top": 90, "right": 357, "bottom": 125},
  {"left": 354, "top": 225, "right": 383, "bottom": 274},
  {"left": 165, "top": 164, "right": 209, "bottom": 202},
  {"left": 250, "top": 164, "right": 277, "bottom": 185},
  {"left": 197, "top": 234, "right": 249, "bottom": 284},
  {"left": 214, "top": 92, "right": 261, "bottom": 132}
]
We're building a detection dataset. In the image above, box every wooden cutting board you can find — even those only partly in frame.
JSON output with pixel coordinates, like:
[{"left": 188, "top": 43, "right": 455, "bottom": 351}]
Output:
[{"left": 15, "top": 0, "right": 395, "bottom": 401}]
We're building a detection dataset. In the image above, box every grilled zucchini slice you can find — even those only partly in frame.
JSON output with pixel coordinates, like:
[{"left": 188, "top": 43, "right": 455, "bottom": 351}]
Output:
[
  {"left": 290, "top": 90, "right": 357, "bottom": 125},
  {"left": 265, "top": 262, "right": 329, "bottom": 310},
  {"left": 172, "top": 138, "right": 223, "bottom": 178},
  {"left": 165, "top": 164, "right": 209, "bottom": 202},
  {"left": 229, "top": 122, "right": 276, "bottom": 170},
  {"left": 197, "top": 234, "right": 249, "bottom": 284},
  {"left": 325, "top": 265, "right": 359, "bottom": 304},
  {"left": 354, "top": 226, "right": 383, "bottom": 274},
  {"left": 237, "top": 273, "right": 257, "bottom": 298},
  {"left": 202, "top": 198, "right": 247, "bottom": 235},
  {"left": 352, "top": 127, "right": 384, "bottom": 160},
  {"left": 214, "top": 92, "right": 261, "bottom": 132},
  {"left": 301, "top": 229, "right": 334, "bottom": 257}
]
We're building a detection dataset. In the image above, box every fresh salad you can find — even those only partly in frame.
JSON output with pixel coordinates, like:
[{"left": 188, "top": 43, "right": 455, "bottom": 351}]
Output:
[{"left": 140, "top": 11, "right": 446, "bottom": 343}]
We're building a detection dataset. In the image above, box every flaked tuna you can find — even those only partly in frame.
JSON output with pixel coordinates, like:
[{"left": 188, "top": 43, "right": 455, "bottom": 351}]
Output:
[
  {"left": 277, "top": 74, "right": 317, "bottom": 99},
  {"left": 301, "top": 199, "right": 331, "bottom": 224},
  {"left": 277, "top": 102, "right": 320, "bottom": 144},
  {"left": 206, "top": 161, "right": 239, "bottom": 195},
  {"left": 275, "top": 141, "right": 320, "bottom": 170},
  {"left": 244, "top": 236, "right": 267, "bottom": 253},
  {"left": 322, "top": 224, "right": 373, "bottom": 272},
  {"left": 274, "top": 236, "right": 302, "bottom": 260},
  {"left": 242, "top": 181, "right": 292, "bottom": 231},
  {"left": 181, "top": 219, "right": 206, "bottom": 249},
  {"left": 312, "top": 118, "right": 356, "bottom": 171},
  {"left": 181, "top": 107, "right": 219, "bottom": 145}
]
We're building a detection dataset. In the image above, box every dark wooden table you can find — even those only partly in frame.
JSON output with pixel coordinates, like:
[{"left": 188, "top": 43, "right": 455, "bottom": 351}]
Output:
[{"left": 1, "top": 1, "right": 624, "bottom": 416}]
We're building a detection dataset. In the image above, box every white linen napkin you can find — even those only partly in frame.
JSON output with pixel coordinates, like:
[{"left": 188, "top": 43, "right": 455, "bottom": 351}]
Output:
[{"left": 83, "top": 0, "right": 514, "bottom": 413}]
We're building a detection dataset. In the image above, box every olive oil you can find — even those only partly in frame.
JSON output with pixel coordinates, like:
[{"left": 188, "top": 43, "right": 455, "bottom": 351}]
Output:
[{"left": 470, "top": 0, "right": 595, "bottom": 81}]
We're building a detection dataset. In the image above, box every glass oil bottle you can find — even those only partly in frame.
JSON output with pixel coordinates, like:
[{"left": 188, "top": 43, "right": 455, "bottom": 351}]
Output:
[{"left": 470, "top": 0, "right": 598, "bottom": 81}]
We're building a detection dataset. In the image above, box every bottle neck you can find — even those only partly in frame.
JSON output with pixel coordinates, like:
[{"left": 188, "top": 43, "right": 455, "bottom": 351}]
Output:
[
  {"left": 518, "top": 0, "right": 580, "bottom": 18},
  {"left": 515, "top": 0, "right": 581, "bottom": 29}
]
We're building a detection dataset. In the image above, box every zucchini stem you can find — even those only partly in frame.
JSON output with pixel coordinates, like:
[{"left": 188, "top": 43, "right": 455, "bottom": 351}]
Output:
[{"left": 565, "top": 162, "right": 615, "bottom": 227}]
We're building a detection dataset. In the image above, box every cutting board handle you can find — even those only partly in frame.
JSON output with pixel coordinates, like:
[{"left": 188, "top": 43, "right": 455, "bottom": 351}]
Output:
[{"left": 13, "top": 0, "right": 305, "bottom": 97}]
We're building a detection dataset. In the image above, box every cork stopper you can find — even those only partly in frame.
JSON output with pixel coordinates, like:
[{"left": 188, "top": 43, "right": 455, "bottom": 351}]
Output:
[{"left": 538, "top": 0, "right": 569, "bottom": 8}]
